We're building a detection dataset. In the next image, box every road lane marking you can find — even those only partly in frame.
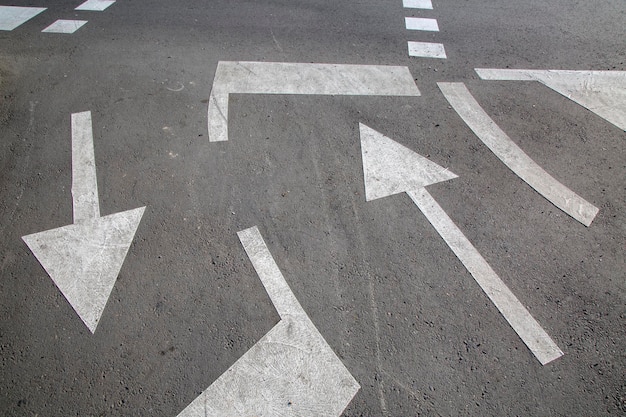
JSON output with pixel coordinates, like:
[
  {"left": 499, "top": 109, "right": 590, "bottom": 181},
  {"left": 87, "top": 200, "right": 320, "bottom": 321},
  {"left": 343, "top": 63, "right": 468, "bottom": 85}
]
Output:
[
  {"left": 405, "top": 17, "right": 439, "bottom": 32},
  {"left": 0, "top": 6, "right": 46, "bottom": 31},
  {"left": 408, "top": 41, "right": 447, "bottom": 58},
  {"left": 42, "top": 19, "right": 87, "bottom": 34},
  {"left": 359, "top": 123, "right": 564, "bottom": 365},
  {"left": 176, "top": 226, "right": 360, "bottom": 416},
  {"left": 207, "top": 61, "right": 420, "bottom": 142},
  {"left": 403, "top": 0, "right": 433, "bottom": 9},
  {"left": 75, "top": 0, "right": 116, "bottom": 11},
  {"left": 438, "top": 82, "right": 599, "bottom": 227},
  {"left": 476, "top": 68, "right": 626, "bottom": 131},
  {"left": 22, "top": 111, "right": 145, "bottom": 333}
]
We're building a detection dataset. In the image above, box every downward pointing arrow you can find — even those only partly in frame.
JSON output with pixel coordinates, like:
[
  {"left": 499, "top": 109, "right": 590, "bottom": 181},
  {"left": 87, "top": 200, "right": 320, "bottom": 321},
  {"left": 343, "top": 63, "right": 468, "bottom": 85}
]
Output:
[
  {"left": 359, "top": 124, "right": 563, "bottom": 365},
  {"left": 22, "top": 111, "right": 145, "bottom": 333}
]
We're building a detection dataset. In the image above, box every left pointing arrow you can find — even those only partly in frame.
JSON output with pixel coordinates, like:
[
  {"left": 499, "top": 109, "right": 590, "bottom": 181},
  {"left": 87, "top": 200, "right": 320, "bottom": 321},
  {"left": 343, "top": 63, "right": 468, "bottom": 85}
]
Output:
[{"left": 22, "top": 111, "right": 145, "bottom": 333}]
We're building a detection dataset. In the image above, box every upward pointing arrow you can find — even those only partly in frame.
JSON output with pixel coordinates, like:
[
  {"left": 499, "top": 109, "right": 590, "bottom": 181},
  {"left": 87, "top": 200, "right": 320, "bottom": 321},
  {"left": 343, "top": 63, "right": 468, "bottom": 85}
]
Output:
[
  {"left": 22, "top": 111, "right": 145, "bottom": 333},
  {"left": 359, "top": 124, "right": 563, "bottom": 365}
]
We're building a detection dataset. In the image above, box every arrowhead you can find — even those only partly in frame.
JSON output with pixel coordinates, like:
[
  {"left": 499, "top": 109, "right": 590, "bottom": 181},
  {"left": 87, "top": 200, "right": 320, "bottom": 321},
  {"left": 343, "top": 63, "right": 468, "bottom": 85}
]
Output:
[
  {"left": 22, "top": 207, "right": 145, "bottom": 333},
  {"left": 359, "top": 123, "right": 457, "bottom": 201}
]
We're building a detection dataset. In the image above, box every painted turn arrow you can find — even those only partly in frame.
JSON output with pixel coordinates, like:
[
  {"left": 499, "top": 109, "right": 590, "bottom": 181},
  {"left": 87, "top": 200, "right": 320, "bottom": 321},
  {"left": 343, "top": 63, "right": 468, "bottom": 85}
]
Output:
[
  {"left": 359, "top": 123, "right": 563, "bottom": 365},
  {"left": 177, "top": 226, "right": 360, "bottom": 416},
  {"left": 22, "top": 111, "right": 145, "bottom": 333},
  {"left": 207, "top": 61, "right": 421, "bottom": 142}
]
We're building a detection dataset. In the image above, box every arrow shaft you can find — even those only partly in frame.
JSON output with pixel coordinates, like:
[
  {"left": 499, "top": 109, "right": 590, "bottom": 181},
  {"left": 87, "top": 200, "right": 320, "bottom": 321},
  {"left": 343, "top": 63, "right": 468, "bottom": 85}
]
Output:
[
  {"left": 407, "top": 188, "right": 563, "bottom": 365},
  {"left": 237, "top": 226, "right": 305, "bottom": 319},
  {"left": 71, "top": 111, "right": 100, "bottom": 222}
]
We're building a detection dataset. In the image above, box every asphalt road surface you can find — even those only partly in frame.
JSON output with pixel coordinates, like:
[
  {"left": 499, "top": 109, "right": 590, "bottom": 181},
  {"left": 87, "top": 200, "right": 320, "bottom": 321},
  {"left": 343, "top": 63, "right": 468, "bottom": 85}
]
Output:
[{"left": 1, "top": 0, "right": 624, "bottom": 416}]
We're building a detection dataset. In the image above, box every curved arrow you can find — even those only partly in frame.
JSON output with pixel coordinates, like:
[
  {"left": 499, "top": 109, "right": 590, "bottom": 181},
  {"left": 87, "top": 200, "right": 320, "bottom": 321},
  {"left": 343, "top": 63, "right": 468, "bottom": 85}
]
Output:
[
  {"left": 177, "top": 226, "right": 360, "bottom": 416},
  {"left": 22, "top": 111, "right": 145, "bottom": 333},
  {"left": 359, "top": 123, "right": 563, "bottom": 365}
]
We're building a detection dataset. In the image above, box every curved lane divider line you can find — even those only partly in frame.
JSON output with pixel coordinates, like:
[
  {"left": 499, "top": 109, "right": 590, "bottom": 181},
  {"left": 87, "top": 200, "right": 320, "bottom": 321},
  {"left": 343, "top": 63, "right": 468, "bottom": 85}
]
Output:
[{"left": 438, "top": 82, "right": 599, "bottom": 227}]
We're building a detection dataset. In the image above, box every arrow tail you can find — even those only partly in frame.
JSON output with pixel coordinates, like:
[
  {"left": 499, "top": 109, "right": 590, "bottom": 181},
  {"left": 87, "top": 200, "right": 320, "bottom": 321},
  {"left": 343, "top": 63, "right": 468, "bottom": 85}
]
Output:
[
  {"left": 407, "top": 188, "right": 563, "bottom": 365},
  {"left": 71, "top": 111, "right": 100, "bottom": 222}
]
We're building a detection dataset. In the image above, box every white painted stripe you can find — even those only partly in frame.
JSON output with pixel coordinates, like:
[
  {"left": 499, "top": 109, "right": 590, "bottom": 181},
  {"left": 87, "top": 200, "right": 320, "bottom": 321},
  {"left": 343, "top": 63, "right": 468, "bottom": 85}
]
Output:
[
  {"left": 407, "top": 188, "right": 563, "bottom": 365},
  {"left": 476, "top": 68, "right": 626, "bottom": 131},
  {"left": 75, "top": 0, "right": 116, "bottom": 11},
  {"left": 71, "top": 111, "right": 100, "bottom": 222},
  {"left": 0, "top": 6, "right": 46, "bottom": 31},
  {"left": 438, "top": 82, "right": 599, "bottom": 226},
  {"left": 408, "top": 41, "right": 447, "bottom": 59},
  {"left": 208, "top": 61, "right": 420, "bottom": 142},
  {"left": 42, "top": 19, "right": 87, "bottom": 34},
  {"left": 405, "top": 17, "right": 439, "bottom": 32},
  {"left": 176, "top": 226, "right": 360, "bottom": 416},
  {"left": 237, "top": 226, "right": 306, "bottom": 319},
  {"left": 403, "top": 0, "right": 433, "bottom": 9}
]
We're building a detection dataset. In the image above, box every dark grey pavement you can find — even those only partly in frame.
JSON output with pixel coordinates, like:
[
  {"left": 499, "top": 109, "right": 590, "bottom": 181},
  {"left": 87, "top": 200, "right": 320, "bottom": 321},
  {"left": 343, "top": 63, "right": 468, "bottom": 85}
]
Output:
[{"left": 1, "top": 0, "right": 624, "bottom": 415}]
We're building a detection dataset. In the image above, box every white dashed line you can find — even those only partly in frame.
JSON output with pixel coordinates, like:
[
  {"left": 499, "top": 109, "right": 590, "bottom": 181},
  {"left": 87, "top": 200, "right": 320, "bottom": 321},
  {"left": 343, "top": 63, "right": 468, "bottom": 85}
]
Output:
[
  {"left": 75, "top": 0, "right": 116, "bottom": 11},
  {"left": 403, "top": 0, "right": 433, "bottom": 9},
  {"left": 408, "top": 41, "right": 447, "bottom": 58},
  {"left": 42, "top": 19, "right": 88, "bottom": 34},
  {"left": 405, "top": 17, "right": 439, "bottom": 31},
  {"left": 0, "top": 6, "right": 46, "bottom": 31}
]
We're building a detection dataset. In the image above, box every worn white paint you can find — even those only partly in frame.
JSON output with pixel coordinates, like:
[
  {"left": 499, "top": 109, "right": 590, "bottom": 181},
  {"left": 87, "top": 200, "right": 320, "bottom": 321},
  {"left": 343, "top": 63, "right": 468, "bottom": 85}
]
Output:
[
  {"left": 22, "top": 111, "right": 145, "bottom": 333},
  {"left": 359, "top": 124, "right": 563, "bottom": 365},
  {"left": 405, "top": 17, "right": 439, "bottom": 32},
  {"left": 0, "top": 6, "right": 46, "bottom": 31},
  {"left": 207, "top": 61, "right": 420, "bottom": 142},
  {"left": 177, "top": 226, "right": 360, "bottom": 416},
  {"left": 359, "top": 123, "right": 457, "bottom": 201},
  {"left": 403, "top": 0, "right": 433, "bottom": 9},
  {"left": 408, "top": 41, "right": 447, "bottom": 59},
  {"left": 42, "top": 19, "right": 87, "bottom": 34},
  {"left": 407, "top": 189, "right": 563, "bottom": 365},
  {"left": 475, "top": 68, "right": 626, "bottom": 131},
  {"left": 438, "top": 82, "right": 599, "bottom": 227},
  {"left": 75, "top": 0, "right": 116, "bottom": 11},
  {"left": 71, "top": 112, "right": 100, "bottom": 222}
]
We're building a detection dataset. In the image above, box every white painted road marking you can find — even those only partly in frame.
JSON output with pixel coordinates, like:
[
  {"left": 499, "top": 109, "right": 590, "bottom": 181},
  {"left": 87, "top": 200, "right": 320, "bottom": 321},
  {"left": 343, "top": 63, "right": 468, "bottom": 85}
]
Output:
[
  {"left": 42, "top": 19, "right": 88, "bottom": 34},
  {"left": 75, "top": 0, "right": 116, "bottom": 11},
  {"left": 405, "top": 17, "right": 439, "bottom": 32},
  {"left": 438, "top": 82, "right": 599, "bottom": 227},
  {"left": 475, "top": 68, "right": 626, "bottom": 131},
  {"left": 359, "top": 123, "right": 564, "bottom": 365},
  {"left": 408, "top": 41, "right": 447, "bottom": 58},
  {"left": 207, "top": 61, "right": 420, "bottom": 142},
  {"left": 403, "top": 0, "right": 433, "bottom": 9},
  {"left": 360, "top": 123, "right": 457, "bottom": 201},
  {"left": 0, "top": 6, "right": 46, "bottom": 31},
  {"left": 177, "top": 226, "right": 360, "bottom": 417},
  {"left": 22, "top": 111, "right": 145, "bottom": 333}
]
